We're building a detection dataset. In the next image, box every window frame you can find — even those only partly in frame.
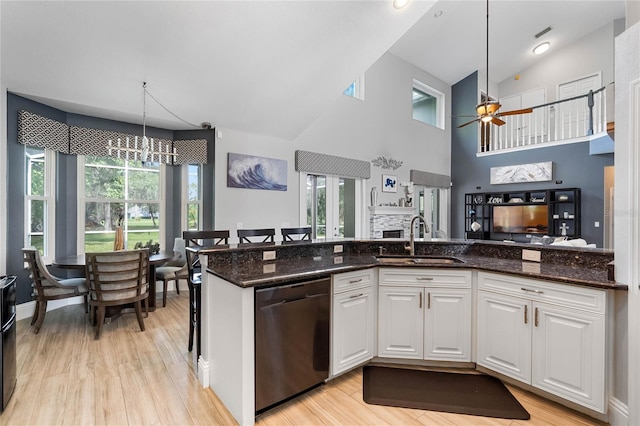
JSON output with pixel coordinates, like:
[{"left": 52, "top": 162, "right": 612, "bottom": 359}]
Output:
[
  {"left": 24, "top": 147, "right": 56, "bottom": 262},
  {"left": 182, "top": 163, "right": 203, "bottom": 231},
  {"left": 344, "top": 74, "right": 366, "bottom": 101},
  {"left": 412, "top": 79, "right": 445, "bottom": 130},
  {"left": 299, "top": 172, "right": 367, "bottom": 239},
  {"left": 77, "top": 155, "right": 166, "bottom": 254}
]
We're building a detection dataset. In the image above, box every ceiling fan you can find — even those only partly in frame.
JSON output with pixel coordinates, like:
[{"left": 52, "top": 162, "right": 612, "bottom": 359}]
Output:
[{"left": 457, "top": 0, "right": 533, "bottom": 128}]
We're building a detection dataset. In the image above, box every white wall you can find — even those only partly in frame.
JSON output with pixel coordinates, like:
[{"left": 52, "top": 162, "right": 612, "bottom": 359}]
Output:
[
  {"left": 615, "top": 20, "right": 640, "bottom": 425},
  {"left": 215, "top": 52, "right": 451, "bottom": 240},
  {"left": 497, "top": 21, "right": 617, "bottom": 102}
]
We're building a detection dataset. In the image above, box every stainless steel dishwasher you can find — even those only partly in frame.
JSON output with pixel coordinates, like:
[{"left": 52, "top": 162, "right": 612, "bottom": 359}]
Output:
[{"left": 255, "top": 277, "right": 330, "bottom": 413}]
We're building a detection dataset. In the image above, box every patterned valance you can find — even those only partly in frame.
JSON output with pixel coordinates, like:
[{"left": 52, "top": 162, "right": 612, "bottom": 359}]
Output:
[
  {"left": 409, "top": 169, "right": 451, "bottom": 189},
  {"left": 18, "top": 110, "right": 69, "bottom": 153},
  {"left": 18, "top": 110, "right": 209, "bottom": 165},
  {"left": 173, "top": 139, "right": 208, "bottom": 165},
  {"left": 70, "top": 126, "right": 175, "bottom": 164},
  {"left": 295, "top": 150, "right": 370, "bottom": 179}
]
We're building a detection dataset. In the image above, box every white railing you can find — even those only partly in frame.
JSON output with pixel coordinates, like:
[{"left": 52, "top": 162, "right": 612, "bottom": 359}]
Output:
[{"left": 481, "top": 87, "right": 608, "bottom": 154}]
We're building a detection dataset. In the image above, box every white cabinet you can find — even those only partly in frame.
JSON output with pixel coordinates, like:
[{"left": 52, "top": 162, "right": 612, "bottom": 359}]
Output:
[
  {"left": 477, "top": 290, "right": 532, "bottom": 383},
  {"left": 331, "top": 269, "right": 376, "bottom": 376},
  {"left": 477, "top": 272, "right": 607, "bottom": 413},
  {"left": 378, "top": 286, "right": 424, "bottom": 359},
  {"left": 378, "top": 268, "right": 472, "bottom": 362},
  {"left": 425, "top": 288, "right": 472, "bottom": 361}
]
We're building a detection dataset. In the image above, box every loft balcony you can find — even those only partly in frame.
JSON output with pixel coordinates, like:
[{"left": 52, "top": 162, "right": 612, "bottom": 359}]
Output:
[{"left": 477, "top": 85, "right": 614, "bottom": 156}]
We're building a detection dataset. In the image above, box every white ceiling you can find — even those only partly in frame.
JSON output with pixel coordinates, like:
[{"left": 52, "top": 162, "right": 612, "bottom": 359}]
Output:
[{"left": 1, "top": 0, "right": 626, "bottom": 140}]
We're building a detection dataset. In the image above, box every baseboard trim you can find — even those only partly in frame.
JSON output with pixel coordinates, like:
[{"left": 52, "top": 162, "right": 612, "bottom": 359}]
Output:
[
  {"left": 198, "top": 357, "right": 210, "bottom": 388},
  {"left": 16, "top": 281, "right": 179, "bottom": 322},
  {"left": 608, "top": 397, "right": 629, "bottom": 426}
]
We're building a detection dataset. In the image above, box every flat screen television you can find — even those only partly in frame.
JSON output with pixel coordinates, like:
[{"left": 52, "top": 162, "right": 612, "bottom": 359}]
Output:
[{"left": 492, "top": 205, "right": 549, "bottom": 234}]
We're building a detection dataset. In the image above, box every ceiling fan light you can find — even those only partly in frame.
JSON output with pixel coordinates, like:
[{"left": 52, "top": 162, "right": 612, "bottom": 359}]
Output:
[
  {"left": 533, "top": 42, "right": 550, "bottom": 55},
  {"left": 393, "top": 0, "right": 410, "bottom": 9},
  {"left": 481, "top": 115, "right": 493, "bottom": 123}
]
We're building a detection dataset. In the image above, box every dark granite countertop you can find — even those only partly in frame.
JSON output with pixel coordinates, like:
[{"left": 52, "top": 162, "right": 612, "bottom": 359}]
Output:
[{"left": 201, "top": 240, "right": 625, "bottom": 291}]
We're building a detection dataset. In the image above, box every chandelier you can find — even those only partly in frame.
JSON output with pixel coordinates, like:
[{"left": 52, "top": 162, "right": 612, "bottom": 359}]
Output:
[{"left": 106, "top": 82, "right": 178, "bottom": 164}]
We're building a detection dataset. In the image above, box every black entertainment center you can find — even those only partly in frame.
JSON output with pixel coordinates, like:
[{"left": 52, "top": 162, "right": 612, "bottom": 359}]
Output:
[{"left": 465, "top": 188, "right": 581, "bottom": 242}]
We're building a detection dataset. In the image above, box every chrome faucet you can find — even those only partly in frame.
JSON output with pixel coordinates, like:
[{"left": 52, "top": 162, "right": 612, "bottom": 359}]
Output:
[{"left": 405, "top": 215, "right": 429, "bottom": 256}]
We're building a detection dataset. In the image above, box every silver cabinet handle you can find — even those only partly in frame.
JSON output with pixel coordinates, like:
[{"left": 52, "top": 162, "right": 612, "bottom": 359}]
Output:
[
  {"left": 417, "top": 277, "right": 434, "bottom": 281},
  {"left": 524, "top": 305, "right": 528, "bottom": 324},
  {"left": 427, "top": 292, "right": 431, "bottom": 309},
  {"left": 419, "top": 292, "right": 422, "bottom": 309},
  {"left": 535, "top": 307, "right": 539, "bottom": 327},
  {"left": 349, "top": 278, "right": 363, "bottom": 284},
  {"left": 349, "top": 293, "right": 364, "bottom": 299},
  {"left": 521, "top": 287, "right": 544, "bottom": 294}
]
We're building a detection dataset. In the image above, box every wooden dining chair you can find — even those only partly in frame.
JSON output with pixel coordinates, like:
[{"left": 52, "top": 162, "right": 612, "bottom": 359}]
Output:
[
  {"left": 237, "top": 228, "right": 276, "bottom": 244},
  {"left": 281, "top": 226, "right": 312, "bottom": 242},
  {"left": 182, "top": 230, "right": 229, "bottom": 357},
  {"left": 22, "top": 247, "right": 89, "bottom": 334},
  {"left": 85, "top": 248, "right": 150, "bottom": 339}
]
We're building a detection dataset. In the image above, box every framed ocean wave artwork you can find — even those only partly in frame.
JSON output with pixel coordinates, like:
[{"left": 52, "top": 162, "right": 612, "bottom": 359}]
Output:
[{"left": 227, "top": 152, "right": 288, "bottom": 191}]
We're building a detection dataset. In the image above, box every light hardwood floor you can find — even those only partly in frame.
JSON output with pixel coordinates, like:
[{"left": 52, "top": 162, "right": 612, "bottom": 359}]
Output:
[{"left": 2, "top": 290, "right": 608, "bottom": 425}]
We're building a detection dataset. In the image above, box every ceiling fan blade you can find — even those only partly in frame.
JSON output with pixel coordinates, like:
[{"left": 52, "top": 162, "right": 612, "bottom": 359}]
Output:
[
  {"left": 491, "top": 116, "right": 506, "bottom": 126},
  {"left": 457, "top": 118, "right": 481, "bottom": 128},
  {"left": 497, "top": 108, "right": 534, "bottom": 117}
]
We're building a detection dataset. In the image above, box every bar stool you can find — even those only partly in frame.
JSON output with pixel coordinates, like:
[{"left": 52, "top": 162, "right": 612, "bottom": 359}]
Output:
[
  {"left": 237, "top": 228, "right": 276, "bottom": 243},
  {"left": 183, "top": 230, "right": 229, "bottom": 358},
  {"left": 281, "top": 226, "right": 312, "bottom": 242}
]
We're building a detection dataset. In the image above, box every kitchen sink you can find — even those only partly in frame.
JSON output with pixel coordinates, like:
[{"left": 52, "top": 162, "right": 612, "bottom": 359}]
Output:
[{"left": 376, "top": 256, "right": 464, "bottom": 265}]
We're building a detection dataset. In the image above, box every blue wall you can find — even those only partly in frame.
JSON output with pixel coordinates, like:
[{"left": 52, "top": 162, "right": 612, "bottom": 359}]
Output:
[{"left": 451, "top": 73, "right": 613, "bottom": 246}]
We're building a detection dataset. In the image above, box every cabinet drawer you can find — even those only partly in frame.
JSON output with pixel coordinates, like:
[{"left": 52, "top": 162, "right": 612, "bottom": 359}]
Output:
[
  {"left": 379, "top": 268, "right": 471, "bottom": 288},
  {"left": 333, "top": 269, "right": 375, "bottom": 293},
  {"left": 477, "top": 271, "right": 606, "bottom": 314}
]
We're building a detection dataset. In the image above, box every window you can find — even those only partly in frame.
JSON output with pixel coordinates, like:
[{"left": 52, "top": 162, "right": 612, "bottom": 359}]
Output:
[
  {"left": 183, "top": 164, "right": 202, "bottom": 230},
  {"left": 416, "top": 186, "right": 449, "bottom": 238},
  {"left": 79, "top": 156, "right": 162, "bottom": 253},
  {"left": 302, "top": 173, "right": 363, "bottom": 239},
  {"left": 343, "top": 75, "right": 365, "bottom": 100},
  {"left": 412, "top": 79, "right": 445, "bottom": 129},
  {"left": 25, "top": 146, "right": 56, "bottom": 259}
]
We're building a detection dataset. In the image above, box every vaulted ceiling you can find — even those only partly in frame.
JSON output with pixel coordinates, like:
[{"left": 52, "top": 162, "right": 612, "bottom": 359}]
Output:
[{"left": 1, "top": 1, "right": 626, "bottom": 140}]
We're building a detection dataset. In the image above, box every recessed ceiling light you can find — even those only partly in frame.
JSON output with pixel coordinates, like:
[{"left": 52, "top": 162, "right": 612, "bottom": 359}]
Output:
[
  {"left": 533, "top": 42, "right": 550, "bottom": 55},
  {"left": 393, "top": 0, "right": 410, "bottom": 9}
]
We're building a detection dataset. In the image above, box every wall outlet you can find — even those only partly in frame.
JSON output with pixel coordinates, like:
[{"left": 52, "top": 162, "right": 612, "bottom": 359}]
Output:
[
  {"left": 333, "top": 245, "right": 343, "bottom": 253},
  {"left": 263, "top": 264, "right": 276, "bottom": 274},
  {"left": 522, "top": 249, "right": 541, "bottom": 262},
  {"left": 333, "top": 256, "right": 343, "bottom": 264},
  {"left": 595, "top": 221, "right": 600, "bottom": 228},
  {"left": 262, "top": 250, "right": 276, "bottom": 261}
]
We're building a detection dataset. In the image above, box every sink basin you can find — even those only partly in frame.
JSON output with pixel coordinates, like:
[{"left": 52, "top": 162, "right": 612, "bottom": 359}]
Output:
[{"left": 376, "top": 256, "right": 464, "bottom": 265}]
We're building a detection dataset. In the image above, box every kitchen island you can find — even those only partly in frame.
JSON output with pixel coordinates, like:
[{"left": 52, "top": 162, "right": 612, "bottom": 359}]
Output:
[{"left": 196, "top": 239, "right": 623, "bottom": 425}]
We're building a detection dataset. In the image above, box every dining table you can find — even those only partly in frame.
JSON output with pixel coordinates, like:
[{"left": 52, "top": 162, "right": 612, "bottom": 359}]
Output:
[{"left": 53, "top": 250, "right": 178, "bottom": 312}]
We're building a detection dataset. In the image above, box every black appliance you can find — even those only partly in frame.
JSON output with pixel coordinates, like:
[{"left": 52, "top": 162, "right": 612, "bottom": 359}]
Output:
[
  {"left": 1, "top": 275, "right": 17, "bottom": 412},
  {"left": 255, "top": 277, "right": 330, "bottom": 413}
]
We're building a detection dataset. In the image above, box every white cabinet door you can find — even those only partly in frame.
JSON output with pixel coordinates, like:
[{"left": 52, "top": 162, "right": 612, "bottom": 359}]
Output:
[
  {"left": 331, "top": 286, "right": 375, "bottom": 376},
  {"left": 378, "top": 286, "right": 423, "bottom": 359},
  {"left": 532, "top": 302, "right": 606, "bottom": 412},
  {"left": 477, "top": 290, "right": 532, "bottom": 383},
  {"left": 424, "top": 288, "right": 472, "bottom": 361}
]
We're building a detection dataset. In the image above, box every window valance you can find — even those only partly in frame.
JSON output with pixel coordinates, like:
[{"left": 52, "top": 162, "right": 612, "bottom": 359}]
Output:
[
  {"left": 409, "top": 169, "right": 451, "bottom": 189},
  {"left": 17, "top": 110, "right": 69, "bottom": 153},
  {"left": 295, "top": 150, "right": 370, "bottom": 179},
  {"left": 18, "top": 110, "right": 209, "bottom": 165}
]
